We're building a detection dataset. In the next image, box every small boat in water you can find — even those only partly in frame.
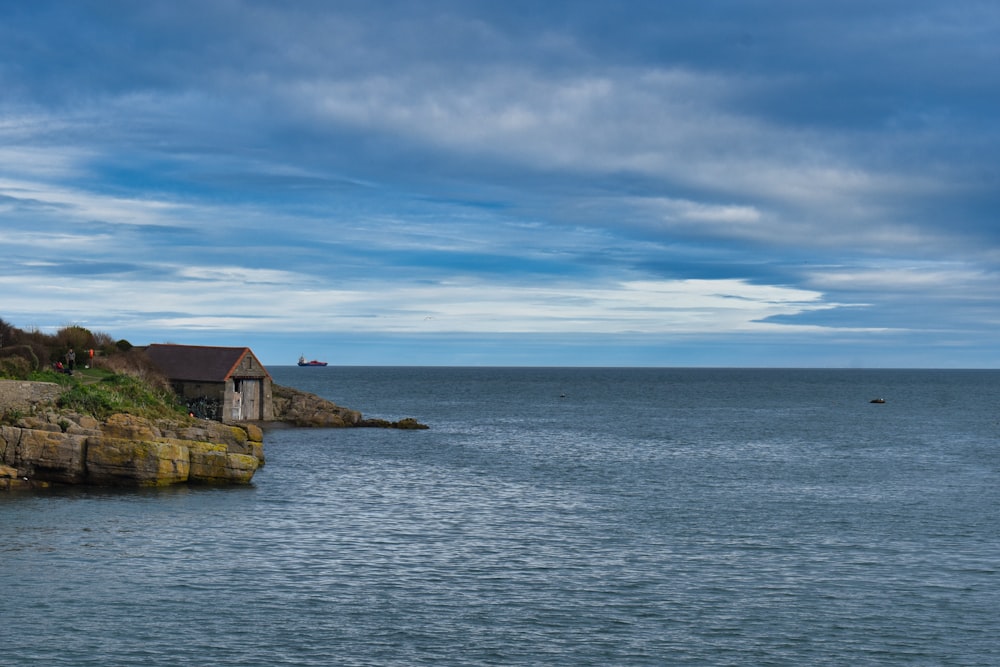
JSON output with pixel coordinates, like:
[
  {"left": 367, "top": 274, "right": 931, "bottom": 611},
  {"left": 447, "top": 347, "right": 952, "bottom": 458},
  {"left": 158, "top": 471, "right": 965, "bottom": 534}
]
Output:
[{"left": 298, "top": 355, "right": 328, "bottom": 367}]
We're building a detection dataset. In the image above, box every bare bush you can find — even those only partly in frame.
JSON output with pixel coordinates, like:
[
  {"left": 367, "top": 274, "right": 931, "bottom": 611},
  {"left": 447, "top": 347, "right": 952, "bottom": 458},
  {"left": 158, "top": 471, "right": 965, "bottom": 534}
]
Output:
[{"left": 96, "top": 350, "right": 173, "bottom": 392}]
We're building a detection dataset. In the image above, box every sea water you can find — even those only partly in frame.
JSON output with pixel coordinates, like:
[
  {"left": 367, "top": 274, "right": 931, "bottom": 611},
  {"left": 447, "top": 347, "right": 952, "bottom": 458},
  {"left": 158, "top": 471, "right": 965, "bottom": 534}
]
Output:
[{"left": 2, "top": 367, "right": 998, "bottom": 666}]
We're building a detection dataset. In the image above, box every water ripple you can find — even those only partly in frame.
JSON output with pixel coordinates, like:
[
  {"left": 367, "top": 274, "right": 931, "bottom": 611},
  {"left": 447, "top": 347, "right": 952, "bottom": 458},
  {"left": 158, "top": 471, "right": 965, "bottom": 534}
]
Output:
[{"left": 3, "top": 368, "right": 999, "bottom": 665}]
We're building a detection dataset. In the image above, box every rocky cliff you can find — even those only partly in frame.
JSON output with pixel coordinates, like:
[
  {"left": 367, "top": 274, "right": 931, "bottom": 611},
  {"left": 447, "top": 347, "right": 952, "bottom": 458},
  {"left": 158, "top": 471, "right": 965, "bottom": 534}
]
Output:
[{"left": 1, "top": 409, "right": 263, "bottom": 490}]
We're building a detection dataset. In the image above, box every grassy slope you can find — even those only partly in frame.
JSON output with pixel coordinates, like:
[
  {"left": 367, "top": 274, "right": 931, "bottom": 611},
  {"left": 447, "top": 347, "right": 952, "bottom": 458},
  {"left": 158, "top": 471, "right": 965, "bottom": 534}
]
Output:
[{"left": 28, "top": 368, "right": 188, "bottom": 421}]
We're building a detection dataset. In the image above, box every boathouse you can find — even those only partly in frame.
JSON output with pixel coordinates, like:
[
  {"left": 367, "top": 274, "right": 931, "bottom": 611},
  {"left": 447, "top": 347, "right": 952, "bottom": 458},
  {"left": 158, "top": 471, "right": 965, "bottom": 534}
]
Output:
[{"left": 143, "top": 344, "right": 274, "bottom": 422}]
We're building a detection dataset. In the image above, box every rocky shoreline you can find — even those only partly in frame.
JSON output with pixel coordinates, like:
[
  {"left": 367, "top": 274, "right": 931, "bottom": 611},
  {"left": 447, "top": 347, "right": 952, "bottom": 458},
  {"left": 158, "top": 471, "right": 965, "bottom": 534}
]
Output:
[
  {"left": 1, "top": 410, "right": 263, "bottom": 490},
  {"left": 1, "top": 379, "right": 426, "bottom": 490},
  {"left": 271, "top": 383, "right": 428, "bottom": 429}
]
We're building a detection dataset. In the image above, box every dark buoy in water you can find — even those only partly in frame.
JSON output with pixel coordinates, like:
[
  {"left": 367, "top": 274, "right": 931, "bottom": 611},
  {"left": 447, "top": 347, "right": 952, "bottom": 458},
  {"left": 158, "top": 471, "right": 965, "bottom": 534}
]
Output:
[{"left": 870, "top": 398, "right": 886, "bottom": 404}]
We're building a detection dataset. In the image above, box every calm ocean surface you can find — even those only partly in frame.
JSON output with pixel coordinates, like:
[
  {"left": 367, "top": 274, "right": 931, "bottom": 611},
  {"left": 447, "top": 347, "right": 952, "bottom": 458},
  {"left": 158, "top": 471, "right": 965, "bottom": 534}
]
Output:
[{"left": 2, "top": 367, "right": 999, "bottom": 666}]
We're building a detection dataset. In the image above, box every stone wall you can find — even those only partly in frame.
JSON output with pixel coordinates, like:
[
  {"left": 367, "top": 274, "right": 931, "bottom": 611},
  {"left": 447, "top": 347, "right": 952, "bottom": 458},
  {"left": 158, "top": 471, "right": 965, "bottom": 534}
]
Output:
[{"left": 0, "top": 379, "right": 63, "bottom": 413}]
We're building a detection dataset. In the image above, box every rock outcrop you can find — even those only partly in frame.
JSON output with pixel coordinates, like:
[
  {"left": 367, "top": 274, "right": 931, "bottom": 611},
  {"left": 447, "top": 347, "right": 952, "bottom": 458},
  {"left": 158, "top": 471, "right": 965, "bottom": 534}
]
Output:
[
  {"left": 1, "top": 463, "right": 33, "bottom": 491},
  {"left": 271, "top": 384, "right": 427, "bottom": 429},
  {"left": 1, "top": 377, "right": 426, "bottom": 490},
  {"left": 272, "top": 383, "right": 362, "bottom": 427},
  {"left": 1, "top": 409, "right": 263, "bottom": 487},
  {"left": 357, "top": 417, "right": 430, "bottom": 430}
]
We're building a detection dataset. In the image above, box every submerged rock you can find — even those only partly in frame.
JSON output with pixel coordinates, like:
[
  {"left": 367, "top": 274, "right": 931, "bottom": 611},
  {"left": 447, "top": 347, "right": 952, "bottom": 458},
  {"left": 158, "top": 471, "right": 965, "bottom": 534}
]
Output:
[
  {"left": 0, "top": 462, "right": 37, "bottom": 491},
  {"left": 357, "top": 417, "right": 430, "bottom": 430}
]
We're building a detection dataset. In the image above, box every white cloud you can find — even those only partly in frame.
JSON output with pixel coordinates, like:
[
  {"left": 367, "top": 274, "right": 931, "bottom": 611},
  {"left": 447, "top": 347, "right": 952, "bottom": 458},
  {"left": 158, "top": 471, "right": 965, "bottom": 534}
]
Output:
[
  {"left": 2, "top": 3, "right": 998, "bottom": 367},
  {"left": 676, "top": 203, "right": 762, "bottom": 225},
  {"left": 176, "top": 266, "right": 314, "bottom": 285},
  {"left": 0, "top": 177, "right": 190, "bottom": 228},
  {"left": 0, "top": 267, "right": 861, "bottom": 338},
  {"left": 283, "top": 62, "right": 969, "bottom": 256},
  {"left": 2, "top": 230, "right": 113, "bottom": 250},
  {"left": 807, "top": 263, "right": 997, "bottom": 295},
  {"left": 301, "top": 66, "right": 748, "bottom": 176},
  {"left": 629, "top": 196, "right": 765, "bottom": 231}
]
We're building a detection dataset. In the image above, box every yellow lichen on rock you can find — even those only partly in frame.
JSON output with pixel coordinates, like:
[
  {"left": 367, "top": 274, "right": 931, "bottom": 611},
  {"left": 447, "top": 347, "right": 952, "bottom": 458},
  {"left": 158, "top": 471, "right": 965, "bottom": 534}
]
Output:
[
  {"left": 86, "top": 437, "right": 191, "bottom": 486},
  {"left": 102, "top": 413, "right": 159, "bottom": 441},
  {"left": 2, "top": 381, "right": 267, "bottom": 488},
  {"left": 189, "top": 450, "right": 258, "bottom": 484},
  {"left": 243, "top": 423, "right": 263, "bottom": 442},
  {"left": 8, "top": 427, "right": 89, "bottom": 484},
  {"left": 227, "top": 425, "right": 249, "bottom": 444}
]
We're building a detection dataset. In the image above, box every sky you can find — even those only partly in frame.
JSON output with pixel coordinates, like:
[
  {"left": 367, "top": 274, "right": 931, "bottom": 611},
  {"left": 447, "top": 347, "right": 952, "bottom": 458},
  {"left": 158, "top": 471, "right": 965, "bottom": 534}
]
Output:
[{"left": 2, "top": 1, "right": 999, "bottom": 367}]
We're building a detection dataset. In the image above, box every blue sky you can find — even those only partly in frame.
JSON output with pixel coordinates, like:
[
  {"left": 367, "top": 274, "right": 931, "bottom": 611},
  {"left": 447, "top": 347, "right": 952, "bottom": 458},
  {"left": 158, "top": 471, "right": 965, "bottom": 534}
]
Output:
[{"left": 2, "top": 1, "right": 999, "bottom": 367}]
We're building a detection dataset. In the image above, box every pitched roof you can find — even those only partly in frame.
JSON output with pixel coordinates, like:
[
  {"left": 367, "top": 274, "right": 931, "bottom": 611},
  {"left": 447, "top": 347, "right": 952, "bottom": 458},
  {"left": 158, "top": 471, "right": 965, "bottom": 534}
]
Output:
[{"left": 144, "top": 344, "right": 268, "bottom": 382}]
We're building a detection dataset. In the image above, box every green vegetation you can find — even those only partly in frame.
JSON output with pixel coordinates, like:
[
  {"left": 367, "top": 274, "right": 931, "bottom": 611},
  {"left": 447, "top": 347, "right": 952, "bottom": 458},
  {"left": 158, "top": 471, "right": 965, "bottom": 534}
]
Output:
[
  {"left": 27, "top": 368, "right": 77, "bottom": 386},
  {"left": 0, "top": 353, "right": 33, "bottom": 379},
  {"left": 1, "top": 407, "right": 24, "bottom": 426},
  {"left": 1, "top": 318, "right": 186, "bottom": 421},
  {"left": 0, "top": 317, "right": 131, "bottom": 376},
  {"left": 57, "top": 373, "right": 186, "bottom": 420}
]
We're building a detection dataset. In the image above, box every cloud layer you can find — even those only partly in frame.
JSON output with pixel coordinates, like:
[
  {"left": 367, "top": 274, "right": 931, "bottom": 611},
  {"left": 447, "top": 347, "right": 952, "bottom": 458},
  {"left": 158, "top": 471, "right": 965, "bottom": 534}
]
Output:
[{"left": 2, "top": 1, "right": 999, "bottom": 366}]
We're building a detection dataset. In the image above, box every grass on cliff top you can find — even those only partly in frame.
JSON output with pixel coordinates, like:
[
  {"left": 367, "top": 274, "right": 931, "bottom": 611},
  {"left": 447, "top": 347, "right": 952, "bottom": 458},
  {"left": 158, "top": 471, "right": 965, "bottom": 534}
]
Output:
[{"left": 46, "top": 369, "right": 188, "bottom": 421}]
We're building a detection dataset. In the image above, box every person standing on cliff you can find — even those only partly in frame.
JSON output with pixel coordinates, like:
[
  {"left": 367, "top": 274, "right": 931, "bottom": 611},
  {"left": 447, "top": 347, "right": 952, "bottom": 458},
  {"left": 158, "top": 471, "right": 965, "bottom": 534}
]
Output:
[{"left": 66, "top": 348, "right": 76, "bottom": 373}]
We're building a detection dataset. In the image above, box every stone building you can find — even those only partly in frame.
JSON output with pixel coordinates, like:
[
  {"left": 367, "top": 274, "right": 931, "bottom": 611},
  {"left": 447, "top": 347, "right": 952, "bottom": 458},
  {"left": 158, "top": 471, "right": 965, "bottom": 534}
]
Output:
[{"left": 144, "top": 344, "right": 274, "bottom": 422}]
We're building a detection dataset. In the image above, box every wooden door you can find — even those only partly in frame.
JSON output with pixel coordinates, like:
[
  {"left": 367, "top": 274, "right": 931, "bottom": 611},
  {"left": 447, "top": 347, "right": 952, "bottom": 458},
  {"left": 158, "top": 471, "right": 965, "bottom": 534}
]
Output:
[{"left": 238, "top": 379, "right": 261, "bottom": 420}]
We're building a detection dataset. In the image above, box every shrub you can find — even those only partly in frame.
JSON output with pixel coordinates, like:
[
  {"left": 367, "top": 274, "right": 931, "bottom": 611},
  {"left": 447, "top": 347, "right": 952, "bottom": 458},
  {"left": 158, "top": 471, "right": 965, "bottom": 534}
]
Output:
[
  {"left": 56, "top": 325, "right": 97, "bottom": 354},
  {"left": 0, "top": 321, "right": 121, "bottom": 372},
  {"left": 58, "top": 384, "right": 117, "bottom": 419},
  {"left": 1, "top": 408, "right": 24, "bottom": 425},
  {"left": 0, "top": 355, "right": 31, "bottom": 380},
  {"left": 0, "top": 345, "right": 39, "bottom": 376},
  {"left": 57, "top": 374, "right": 185, "bottom": 420}
]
